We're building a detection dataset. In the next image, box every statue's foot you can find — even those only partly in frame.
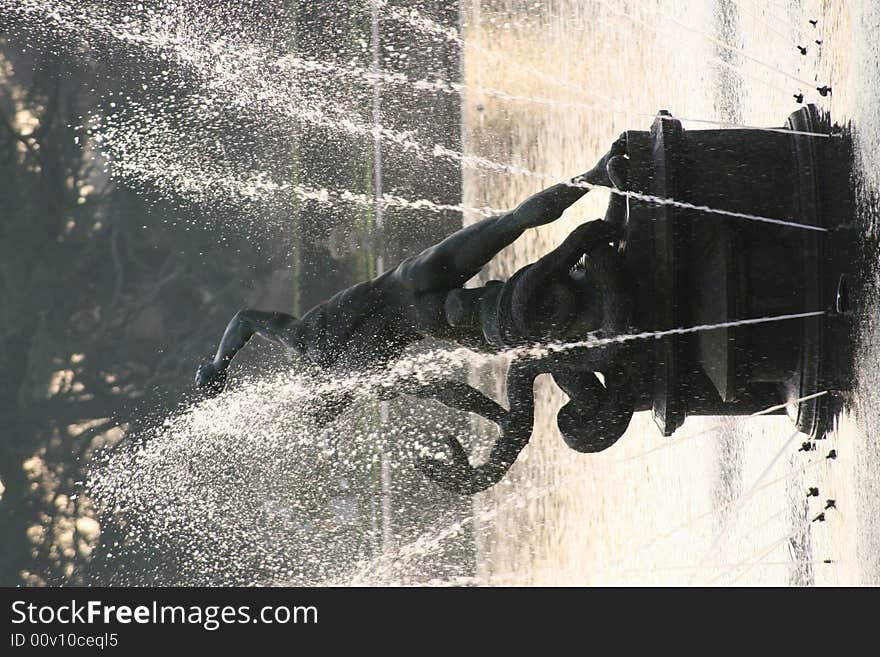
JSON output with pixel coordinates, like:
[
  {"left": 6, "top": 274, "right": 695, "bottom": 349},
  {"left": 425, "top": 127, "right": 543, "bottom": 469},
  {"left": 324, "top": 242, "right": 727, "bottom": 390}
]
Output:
[
  {"left": 583, "top": 133, "right": 628, "bottom": 187},
  {"left": 195, "top": 361, "right": 228, "bottom": 397},
  {"left": 609, "top": 131, "right": 627, "bottom": 159},
  {"left": 606, "top": 154, "right": 629, "bottom": 190}
]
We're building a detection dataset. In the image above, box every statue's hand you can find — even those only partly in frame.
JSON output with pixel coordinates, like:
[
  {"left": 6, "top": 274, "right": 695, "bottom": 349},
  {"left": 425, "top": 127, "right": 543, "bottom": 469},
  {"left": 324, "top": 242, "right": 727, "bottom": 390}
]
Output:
[{"left": 195, "top": 361, "right": 227, "bottom": 397}]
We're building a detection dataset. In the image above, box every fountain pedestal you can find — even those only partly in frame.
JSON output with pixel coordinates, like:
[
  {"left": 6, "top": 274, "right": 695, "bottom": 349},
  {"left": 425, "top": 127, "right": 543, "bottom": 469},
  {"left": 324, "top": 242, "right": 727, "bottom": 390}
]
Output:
[{"left": 619, "top": 105, "right": 854, "bottom": 438}]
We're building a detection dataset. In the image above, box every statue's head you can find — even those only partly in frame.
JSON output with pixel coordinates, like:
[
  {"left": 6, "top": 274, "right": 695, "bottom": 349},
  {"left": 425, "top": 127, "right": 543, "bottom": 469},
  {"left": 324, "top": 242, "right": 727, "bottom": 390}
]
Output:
[
  {"left": 444, "top": 285, "right": 492, "bottom": 329},
  {"left": 445, "top": 273, "right": 593, "bottom": 347},
  {"left": 521, "top": 279, "right": 579, "bottom": 337}
]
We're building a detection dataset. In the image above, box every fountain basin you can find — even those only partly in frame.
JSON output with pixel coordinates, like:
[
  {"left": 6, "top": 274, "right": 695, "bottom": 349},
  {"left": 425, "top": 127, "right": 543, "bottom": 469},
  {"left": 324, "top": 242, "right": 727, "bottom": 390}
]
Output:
[{"left": 619, "top": 105, "right": 854, "bottom": 437}]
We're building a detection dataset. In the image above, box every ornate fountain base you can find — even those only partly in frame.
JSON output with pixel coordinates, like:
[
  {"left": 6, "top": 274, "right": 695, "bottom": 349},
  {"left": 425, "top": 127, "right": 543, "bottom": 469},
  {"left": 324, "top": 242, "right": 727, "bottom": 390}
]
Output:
[{"left": 619, "top": 105, "right": 855, "bottom": 438}]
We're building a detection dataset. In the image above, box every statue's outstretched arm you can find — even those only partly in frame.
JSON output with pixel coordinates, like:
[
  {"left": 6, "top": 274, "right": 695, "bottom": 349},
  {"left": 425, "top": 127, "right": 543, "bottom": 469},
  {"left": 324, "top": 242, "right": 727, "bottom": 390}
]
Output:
[{"left": 195, "top": 310, "right": 299, "bottom": 395}]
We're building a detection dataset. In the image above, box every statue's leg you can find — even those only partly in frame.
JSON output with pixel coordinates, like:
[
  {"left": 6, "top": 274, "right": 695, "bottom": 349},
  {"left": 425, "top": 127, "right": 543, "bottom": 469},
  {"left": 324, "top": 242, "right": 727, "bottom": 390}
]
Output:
[
  {"left": 504, "top": 219, "right": 619, "bottom": 340},
  {"left": 395, "top": 137, "right": 627, "bottom": 293},
  {"left": 196, "top": 310, "right": 299, "bottom": 394},
  {"left": 395, "top": 185, "right": 590, "bottom": 292}
]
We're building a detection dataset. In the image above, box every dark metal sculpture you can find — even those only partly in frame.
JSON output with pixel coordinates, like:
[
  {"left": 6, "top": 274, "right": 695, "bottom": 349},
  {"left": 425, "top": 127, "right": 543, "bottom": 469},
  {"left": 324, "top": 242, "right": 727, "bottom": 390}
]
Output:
[
  {"left": 196, "top": 105, "right": 856, "bottom": 495},
  {"left": 196, "top": 137, "right": 634, "bottom": 493}
]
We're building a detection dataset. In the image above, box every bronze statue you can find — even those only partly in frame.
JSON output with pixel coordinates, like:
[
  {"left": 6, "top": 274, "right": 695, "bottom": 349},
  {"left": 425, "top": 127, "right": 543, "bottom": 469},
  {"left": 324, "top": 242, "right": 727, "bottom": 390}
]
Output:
[{"left": 196, "top": 135, "right": 634, "bottom": 494}]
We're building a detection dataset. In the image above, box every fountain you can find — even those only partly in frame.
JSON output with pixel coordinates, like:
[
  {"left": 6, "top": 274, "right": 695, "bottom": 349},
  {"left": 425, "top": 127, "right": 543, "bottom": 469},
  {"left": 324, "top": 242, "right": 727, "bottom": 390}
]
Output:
[
  {"left": 418, "top": 104, "right": 857, "bottom": 497},
  {"left": 615, "top": 104, "right": 855, "bottom": 439}
]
